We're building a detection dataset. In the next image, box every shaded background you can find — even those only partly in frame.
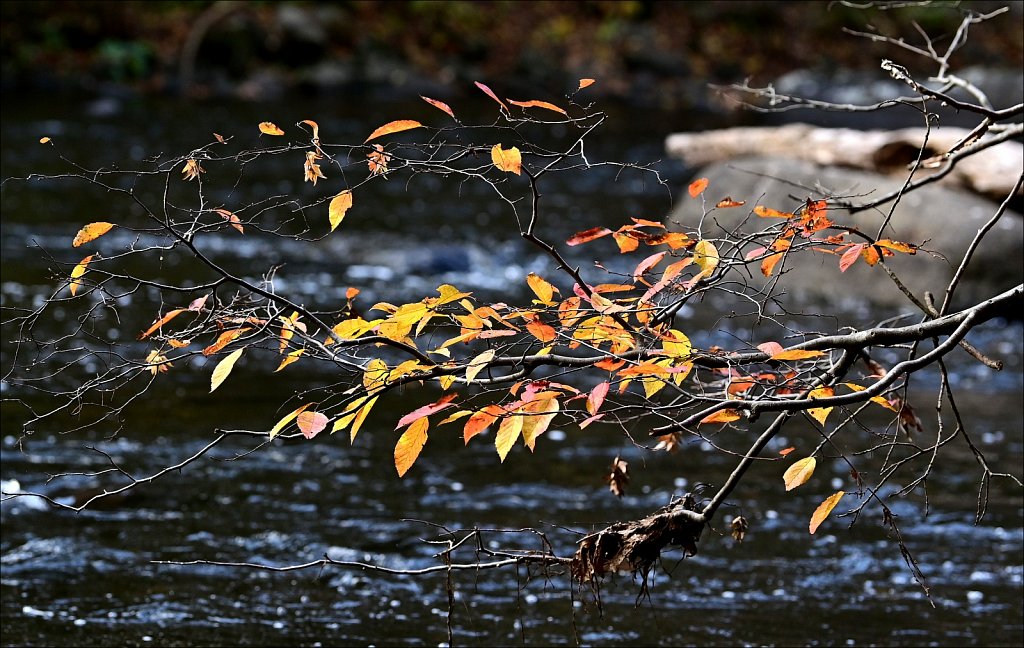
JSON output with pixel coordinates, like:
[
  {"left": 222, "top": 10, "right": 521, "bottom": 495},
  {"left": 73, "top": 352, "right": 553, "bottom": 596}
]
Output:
[{"left": 2, "top": 2, "right": 1023, "bottom": 646}]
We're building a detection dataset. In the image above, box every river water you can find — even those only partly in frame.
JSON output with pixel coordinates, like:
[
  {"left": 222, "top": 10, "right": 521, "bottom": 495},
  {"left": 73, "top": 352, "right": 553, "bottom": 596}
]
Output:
[{"left": 1, "top": 92, "right": 1022, "bottom": 646}]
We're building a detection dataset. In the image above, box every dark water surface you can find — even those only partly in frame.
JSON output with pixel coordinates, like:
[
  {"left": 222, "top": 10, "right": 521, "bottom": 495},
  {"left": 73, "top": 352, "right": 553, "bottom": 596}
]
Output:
[{"left": 2, "top": 93, "right": 1022, "bottom": 646}]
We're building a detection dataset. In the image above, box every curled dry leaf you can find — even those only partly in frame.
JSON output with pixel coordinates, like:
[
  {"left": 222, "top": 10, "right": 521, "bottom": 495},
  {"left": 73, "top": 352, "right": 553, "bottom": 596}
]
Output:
[
  {"left": 145, "top": 349, "right": 172, "bottom": 376},
  {"left": 367, "top": 144, "right": 391, "bottom": 177},
  {"left": 607, "top": 455, "right": 629, "bottom": 498},
  {"left": 491, "top": 144, "right": 522, "bottom": 175},
  {"left": 72, "top": 222, "right": 115, "bottom": 248},
  {"left": 215, "top": 209, "right": 244, "bottom": 234},
  {"left": 365, "top": 119, "right": 422, "bottom": 143},
  {"left": 181, "top": 159, "right": 204, "bottom": 181},
  {"left": 304, "top": 150, "right": 326, "bottom": 185},
  {"left": 730, "top": 515, "right": 749, "bottom": 543},
  {"left": 300, "top": 119, "right": 319, "bottom": 141},
  {"left": 783, "top": 456, "right": 816, "bottom": 491},
  {"left": 259, "top": 121, "right": 285, "bottom": 136}
]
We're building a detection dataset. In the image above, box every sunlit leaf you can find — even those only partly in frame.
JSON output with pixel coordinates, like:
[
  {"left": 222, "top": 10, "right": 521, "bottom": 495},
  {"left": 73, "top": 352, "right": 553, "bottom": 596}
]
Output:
[
  {"left": 526, "top": 272, "right": 557, "bottom": 305},
  {"left": 779, "top": 447, "right": 796, "bottom": 456},
  {"left": 188, "top": 294, "right": 209, "bottom": 312},
  {"left": 508, "top": 99, "right": 567, "bottom": 115},
  {"left": 495, "top": 414, "right": 523, "bottom": 462},
  {"left": 466, "top": 349, "right": 495, "bottom": 383},
  {"left": 69, "top": 254, "right": 95, "bottom": 296},
  {"left": 274, "top": 349, "right": 305, "bottom": 372},
  {"left": 145, "top": 349, "right": 172, "bottom": 375},
  {"left": 771, "top": 349, "right": 825, "bottom": 361},
  {"left": 436, "top": 284, "right": 471, "bottom": 305},
  {"left": 577, "top": 78, "right": 596, "bottom": 90},
  {"left": 612, "top": 231, "right": 639, "bottom": 253},
  {"left": 72, "top": 222, "right": 115, "bottom": 248},
  {"left": 209, "top": 346, "right": 243, "bottom": 391},
  {"left": 474, "top": 81, "right": 509, "bottom": 112},
  {"left": 259, "top": 121, "right": 285, "bottom": 135},
  {"left": 754, "top": 205, "right": 792, "bottom": 218},
  {"left": 875, "top": 239, "right": 917, "bottom": 254},
  {"left": 783, "top": 456, "right": 816, "bottom": 491},
  {"left": 701, "top": 409, "right": 741, "bottom": 424},
  {"left": 633, "top": 251, "right": 667, "bottom": 280},
  {"left": 809, "top": 491, "right": 845, "bottom": 534},
  {"left": 688, "top": 177, "right": 709, "bottom": 198},
  {"left": 421, "top": 95, "right": 455, "bottom": 119},
  {"left": 716, "top": 197, "right": 746, "bottom": 208},
  {"left": 300, "top": 119, "right": 319, "bottom": 140},
  {"left": 396, "top": 394, "right": 457, "bottom": 429},
  {"left": 202, "top": 327, "right": 250, "bottom": 356},
  {"left": 364, "top": 119, "right": 422, "bottom": 143},
  {"left": 269, "top": 403, "right": 312, "bottom": 440},
  {"left": 566, "top": 227, "right": 612, "bottom": 246},
  {"left": 329, "top": 190, "right": 353, "bottom": 232},
  {"left": 526, "top": 316, "right": 557, "bottom": 343},
  {"left": 757, "top": 341, "right": 785, "bottom": 357},
  {"left": 215, "top": 209, "right": 244, "bottom": 234},
  {"left": 586, "top": 381, "right": 610, "bottom": 415},
  {"left": 521, "top": 398, "right": 559, "bottom": 450},
  {"left": 464, "top": 404, "right": 505, "bottom": 444},
  {"left": 139, "top": 308, "right": 186, "bottom": 340},
  {"left": 394, "top": 417, "right": 429, "bottom": 477},
  {"left": 297, "top": 411, "right": 329, "bottom": 440},
  {"left": 39, "top": 136, "right": 51, "bottom": 144},
  {"left": 808, "top": 386, "right": 835, "bottom": 425},
  {"left": 839, "top": 244, "right": 864, "bottom": 272},
  {"left": 861, "top": 245, "right": 882, "bottom": 266},
  {"left": 491, "top": 144, "right": 522, "bottom": 175}
]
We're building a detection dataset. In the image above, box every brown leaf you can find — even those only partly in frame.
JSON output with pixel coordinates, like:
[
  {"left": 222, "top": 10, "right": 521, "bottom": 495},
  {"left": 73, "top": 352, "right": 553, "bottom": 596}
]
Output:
[
  {"left": 304, "top": 150, "right": 326, "bottom": 185},
  {"left": 730, "top": 515, "right": 749, "bottom": 543},
  {"left": 73, "top": 222, "right": 115, "bottom": 248},
  {"left": 181, "top": 158, "right": 204, "bottom": 181},
  {"left": 365, "top": 119, "right": 423, "bottom": 143},
  {"left": 606, "top": 455, "right": 629, "bottom": 498},
  {"left": 215, "top": 209, "right": 244, "bottom": 234}
]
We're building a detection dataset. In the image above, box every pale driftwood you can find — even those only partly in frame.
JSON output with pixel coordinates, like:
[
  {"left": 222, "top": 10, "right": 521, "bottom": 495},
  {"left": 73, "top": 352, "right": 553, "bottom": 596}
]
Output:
[{"left": 665, "top": 124, "right": 1023, "bottom": 198}]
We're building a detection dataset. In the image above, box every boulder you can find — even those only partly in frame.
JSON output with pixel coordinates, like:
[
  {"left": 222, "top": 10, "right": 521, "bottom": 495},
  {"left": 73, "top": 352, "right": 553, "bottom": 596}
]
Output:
[{"left": 665, "top": 155, "right": 1023, "bottom": 310}]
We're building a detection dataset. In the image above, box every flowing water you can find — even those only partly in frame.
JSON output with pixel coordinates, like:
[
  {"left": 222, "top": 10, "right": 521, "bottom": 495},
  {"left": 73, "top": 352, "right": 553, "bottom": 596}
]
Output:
[{"left": 1, "top": 93, "right": 1022, "bottom": 646}]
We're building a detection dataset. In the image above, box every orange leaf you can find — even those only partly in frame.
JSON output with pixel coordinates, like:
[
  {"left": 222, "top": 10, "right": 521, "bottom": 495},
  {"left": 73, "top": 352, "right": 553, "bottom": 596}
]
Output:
[
  {"left": 491, "top": 144, "right": 522, "bottom": 175},
  {"left": 329, "top": 190, "right": 353, "bottom": 232},
  {"left": 69, "top": 254, "right": 95, "bottom": 296},
  {"left": 809, "top": 491, "right": 845, "bottom": 534},
  {"left": 577, "top": 78, "right": 596, "bottom": 90},
  {"left": 365, "top": 120, "right": 423, "bottom": 143},
  {"left": 754, "top": 205, "right": 792, "bottom": 219},
  {"left": 716, "top": 197, "right": 746, "bottom": 208},
  {"left": 139, "top": 308, "right": 185, "bottom": 340},
  {"left": 612, "top": 231, "right": 639, "bottom": 253},
  {"left": 587, "top": 381, "right": 610, "bottom": 415},
  {"left": 73, "top": 222, "right": 115, "bottom": 248},
  {"left": 875, "top": 239, "right": 917, "bottom": 254},
  {"left": 644, "top": 231, "right": 692, "bottom": 249},
  {"left": 701, "top": 409, "right": 741, "bottom": 424},
  {"left": 394, "top": 417, "right": 429, "bottom": 477},
  {"left": 783, "top": 456, "right": 816, "bottom": 491},
  {"left": 688, "top": 177, "right": 709, "bottom": 198},
  {"left": 595, "top": 357, "right": 626, "bottom": 371},
  {"left": 771, "top": 349, "right": 825, "bottom": 361},
  {"left": 420, "top": 95, "right": 455, "bottom": 119},
  {"left": 779, "top": 446, "right": 796, "bottom": 456},
  {"left": 566, "top": 227, "right": 612, "bottom": 246},
  {"left": 861, "top": 245, "right": 882, "bottom": 266},
  {"left": 474, "top": 81, "right": 509, "bottom": 112},
  {"left": 215, "top": 209, "right": 244, "bottom": 234},
  {"left": 259, "top": 121, "right": 285, "bottom": 136},
  {"left": 202, "top": 327, "right": 250, "bottom": 356},
  {"left": 297, "top": 411, "right": 329, "bottom": 440},
  {"left": 300, "top": 119, "right": 320, "bottom": 140},
  {"left": 464, "top": 404, "right": 505, "bottom": 444},
  {"left": 526, "top": 316, "right": 557, "bottom": 343},
  {"left": 508, "top": 99, "right": 567, "bottom": 115}
]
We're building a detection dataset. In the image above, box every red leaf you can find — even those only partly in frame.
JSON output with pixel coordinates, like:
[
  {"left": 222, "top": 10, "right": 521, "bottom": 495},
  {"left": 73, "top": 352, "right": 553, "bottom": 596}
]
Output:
[
  {"left": 474, "top": 81, "right": 509, "bottom": 112},
  {"left": 566, "top": 227, "right": 612, "bottom": 246}
]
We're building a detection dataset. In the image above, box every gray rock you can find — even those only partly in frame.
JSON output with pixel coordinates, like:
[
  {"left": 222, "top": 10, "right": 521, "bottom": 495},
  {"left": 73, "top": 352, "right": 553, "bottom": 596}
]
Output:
[{"left": 666, "top": 156, "right": 1023, "bottom": 311}]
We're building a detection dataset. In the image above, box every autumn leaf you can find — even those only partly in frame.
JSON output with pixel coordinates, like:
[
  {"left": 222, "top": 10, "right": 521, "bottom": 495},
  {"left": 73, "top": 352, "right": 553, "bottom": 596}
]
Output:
[
  {"left": 365, "top": 119, "right": 423, "bottom": 143},
  {"left": 421, "top": 95, "right": 455, "bottom": 119},
  {"left": 297, "top": 411, "right": 329, "bottom": 440},
  {"left": 274, "top": 349, "right": 305, "bottom": 372},
  {"left": 632, "top": 251, "right": 667, "bottom": 280},
  {"left": 577, "top": 78, "right": 596, "bottom": 90},
  {"left": 526, "top": 316, "right": 557, "bottom": 343},
  {"left": 809, "top": 491, "right": 845, "bottom": 534},
  {"left": 808, "top": 386, "right": 835, "bottom": 426},
  {"left": 188, "top": 294, "right": 209, "bottom": 311},
  {"left": 202, "top": 327, "right": 250, "bottom": 356},
  {"left": 701, "top": 409, "right": 741, "bottom": 424},
  {"left": 508, "top": 99, "right": 567, "bottom": 115},
  {"left": 300, "top": 119, "right": 320, "bottom": 141},
  {"left": 269, "top": 403, "right": 312, "bottom": 440},
  {"left": 730, "top": 516, "right": 749, "bottom": 543},
  {"left": 716, "top": 197, "right": 746, "bottom": 208},
  {"left": 688, "top": 177, "right": 709, "bottom": 198},
  {"left": 395, "top": 417, "right": 429, "bottom": 477},
  {"left": 145, "top": 349, "right": 172, "bottom": 375},
  {"left": 329, "top": 190, "right": 353, "bottom": 232},
  {"left": 491, "top": 144, "right": 522, "bottom": 175},
  {"left": 757, "top": 341, "right": 784, "bottom": 357},
  {"left": 783, "top": 456, "right": 816, "bottom": 491},
  {"left": 495, "top": 414, "right": 523, "bottom": 462},
  {"left": 39, "top": 136, "right": 52, "bottom": 144},
  {"left": 259, "top": 121, "right": 285, "bottom": 136},
  {"left": 754, "top": 205, "right": 792, "bottom": 219},
  {"left": 566, "top": 227, "right": 612, "bottom": 246},
  {"left": 215, "top": 209, "right": 244, "bottom": 234},
  {"left": 209, "top": 346, "right": 243, "bottom": 391},
  {"left": 464, "top": 404, "right": 505, "bottom": 443},
  {"left": 875, "top": 239, "right": 917, "bottom": 254},
  {"left": 779, "top": 447, "right": 796, "bottom": 456},
  {"left": 396, "top": 393, "right": 457, "bottom": 429},
  {"left": 367, "top": 144, "right": 391, "bottom": 177},
  {"left": 466, "top": 349, "right": 495, "bottom": 383},
  {"left": 474, "top": 81, "right": 509, "bottom": 112},
  {"left": 73, "top": 222, "right": 115, "bottom": 248},
  {"left": 304, "top": 150, "right": 326, "bottom": 185},
  {"left": 526, "top": 272, "right": 557, "bottom": 305},
  {"left": 771, "top": 349, "right": 825, "bottom": 361},
  {"left": 521, "top": 398, "right": 559, "bottom": 450},
  {"left": 181, "top": 158, "right": 204, "bottom": 181},
  {"left": 839, "top": 244, "right": 864, "bottom": 272},
  {"left": 586, "top": 381, "right": 610, "bottom": 415},
  {"left": 139, "top": 309, "right": 185, "bottom": 340},
  {"left": 607, "top": 455, "right": 629, "bottom": 498},
  {"left": 69, "top": 254, "right": 95, "bottom": 296}
]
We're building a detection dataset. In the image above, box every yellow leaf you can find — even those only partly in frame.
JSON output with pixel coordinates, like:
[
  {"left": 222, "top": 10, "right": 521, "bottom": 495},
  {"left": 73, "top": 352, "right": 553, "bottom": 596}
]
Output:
[
  {"left": 269, "top": 403, "right": 312, "bottom": 440},
  {"left": 771, "top": 349, "right": 826, "bottom": 361},
  {"left": 210, "top": 348, "right": 243, "bottom": 392},
  {"left": 73, "top": 222, "right": 115, "bottom": 248},
  {"left": 274, "top": 349, "right": 305, "bottom": 372},
  {"left": 491, "top": 144, "right": 522, "bottom": 175},
  {"left": 692, "top": 239, "right": 719, "bottom": 278},
  {"left": 394, "top": 417, "right": 429, "bottom": 477},
  {"left": 495, "top": 414, "right": 523, "bottom": 462},
  {"left": 809, "top": 491, "right": 845, "bottom": 534},
  {"left": 783, "top": 456, "right": 816, "bottom": 491},
  {"left": 365, "top": 119, "right": 423, "bottom": 143},
  {"left": 466, "top": 349, "right": 495, "bottom": 383},
  {"left": 181, "top": 158, "right": 204, "bottom": 181},
  {"left": 521, "top": 398, "right": 559, "bottom": 450},
  {"left": 40, "top": 136, "right": 51, "bottom": 144},
  {"left": 436, "top": 284, "right": 471, "bottom": 305},
  {"left": 438, "top": 374, "right": 456, "bottom": 390},
  {"left": 328, "top": 190, "right": 353, "bottom": 232},
  {"left": 808, "top": 387, "right": 835, "bottom": 426},
  {"left": 363, "top": 359, "right": 389, "bottom": 392},
  {"left": 259, "top": 121, "right": 285, "bottom": 136},
  {"left": 526, "top": 272, "right": 556, "bottom": 305},
  {"left": 69, "top": 254, "right": 95, "bottom": 296}
]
